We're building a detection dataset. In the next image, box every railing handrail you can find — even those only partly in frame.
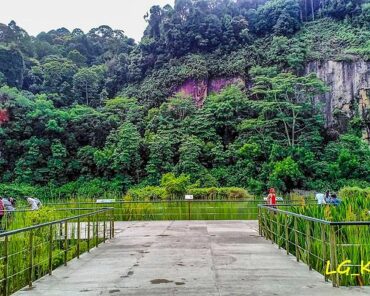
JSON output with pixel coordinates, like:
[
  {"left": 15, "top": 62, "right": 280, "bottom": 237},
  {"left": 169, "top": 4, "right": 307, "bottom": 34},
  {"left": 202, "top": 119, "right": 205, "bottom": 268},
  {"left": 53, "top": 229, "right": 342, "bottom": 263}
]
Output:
[
  {"left": 5, "top": 207, "right": 111, "bottom": 213},
  {"left": 258, "top": 204, "right": 370, "bottom": 226},
  {"left": 0, "top": 207, "right": 113, "bottom": 237},
  {"left": 43, "top": 199, "right": 317, "bottom": 205},
  {"left": 45, "top": 199, "right": 261, "bottom": 205}
]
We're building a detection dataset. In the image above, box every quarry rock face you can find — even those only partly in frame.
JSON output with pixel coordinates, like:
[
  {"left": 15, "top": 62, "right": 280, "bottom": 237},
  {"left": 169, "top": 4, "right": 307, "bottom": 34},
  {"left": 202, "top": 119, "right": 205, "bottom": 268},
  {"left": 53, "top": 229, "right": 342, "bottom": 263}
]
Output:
[
  {"left": 176, "top": 61, "right": 370, "bottom": 141},
  {"left": 0, "top": 109, "right": 9, "bottom": 124},
  {"left": 305, "top": 60, "right": 370, "bottom": 140},
  {"left": 176, "top": 77, "right": 244, "bottom": 107}
]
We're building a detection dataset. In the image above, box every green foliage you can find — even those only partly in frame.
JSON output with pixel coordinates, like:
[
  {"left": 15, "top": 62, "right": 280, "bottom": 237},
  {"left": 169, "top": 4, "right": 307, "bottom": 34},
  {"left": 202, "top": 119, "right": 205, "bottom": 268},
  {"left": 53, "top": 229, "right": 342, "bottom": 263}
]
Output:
[
  {"left": 188, "top": 187, "right": 253, "bottom": 200},
  {"left": 0, "top": 45, "right": 24, "bottom": 87},
  {"left": 292, "top": 18, "right": 370, "bottom": 61},
  {"left": 339, "top": 186, "right": 370, "bottom": 200},
  {"left": 73, "top": 66, "right": 106, "bottom": 106},
  {"left": 124, "top": 184, "right": 252, "bottom": 201},
  {"left": 251, "top": 0, "right": 302, "bottom": 36},
  {"left": 269, "top": 156, "right": 303, "bottom": 193},
  {"left": 160, "top": 173, "right": 190, "bottom": 199},
  {"left": 0, "top": 1, "right": 369, "bottom": 196}
]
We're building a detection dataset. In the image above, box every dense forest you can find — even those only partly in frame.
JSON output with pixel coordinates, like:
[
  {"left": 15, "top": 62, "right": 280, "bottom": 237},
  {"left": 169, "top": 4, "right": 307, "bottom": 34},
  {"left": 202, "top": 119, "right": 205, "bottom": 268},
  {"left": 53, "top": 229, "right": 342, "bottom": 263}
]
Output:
[{"left": 0, "top": 0, "right": 370, "bottom": 197}]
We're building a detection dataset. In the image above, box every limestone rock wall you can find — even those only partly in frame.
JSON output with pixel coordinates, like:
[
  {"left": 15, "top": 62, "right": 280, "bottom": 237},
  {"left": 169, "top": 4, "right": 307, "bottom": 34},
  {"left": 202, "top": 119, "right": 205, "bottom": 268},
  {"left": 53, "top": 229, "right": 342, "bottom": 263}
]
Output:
[
  {"left": 175, "top": 61, "right": 370, "bottom": 141},
  {"left": 305, "top": 60, "right": 370, "bottom": 136}
]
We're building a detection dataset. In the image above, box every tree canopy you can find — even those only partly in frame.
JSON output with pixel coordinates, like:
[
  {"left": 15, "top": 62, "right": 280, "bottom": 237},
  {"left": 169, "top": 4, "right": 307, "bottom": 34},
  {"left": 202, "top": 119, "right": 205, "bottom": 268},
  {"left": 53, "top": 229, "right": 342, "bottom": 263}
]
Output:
[{"left": 0, "top": 0, "right": 369, "bottom": 195}]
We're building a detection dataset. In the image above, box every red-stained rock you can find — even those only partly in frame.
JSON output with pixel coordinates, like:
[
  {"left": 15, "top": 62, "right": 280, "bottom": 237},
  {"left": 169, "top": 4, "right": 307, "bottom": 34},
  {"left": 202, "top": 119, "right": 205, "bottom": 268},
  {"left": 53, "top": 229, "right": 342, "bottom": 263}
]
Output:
[
  {"left": 0, "top": 109, "right": 9, "bottom": 124},
  {"left": 175, "top": 77, "right": 244, "bottom": 107}
]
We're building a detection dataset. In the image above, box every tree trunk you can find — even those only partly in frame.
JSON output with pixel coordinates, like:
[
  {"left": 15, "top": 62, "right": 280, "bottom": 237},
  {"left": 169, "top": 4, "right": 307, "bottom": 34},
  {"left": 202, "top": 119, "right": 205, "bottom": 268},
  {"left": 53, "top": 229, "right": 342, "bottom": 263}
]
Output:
[
  {"left": 311, "top": 0, "right": 315, "bottom": 20},
  {"left": 85, "top": 82, "right": 89, "bottom": 106}
]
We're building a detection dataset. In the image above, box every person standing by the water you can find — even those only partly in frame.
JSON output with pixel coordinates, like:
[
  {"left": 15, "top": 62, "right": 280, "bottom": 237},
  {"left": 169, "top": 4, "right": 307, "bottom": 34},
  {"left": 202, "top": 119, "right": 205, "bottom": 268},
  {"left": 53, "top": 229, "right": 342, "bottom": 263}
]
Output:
[{"left": 267, "top": 188, "right": 277, "bottom": 208}]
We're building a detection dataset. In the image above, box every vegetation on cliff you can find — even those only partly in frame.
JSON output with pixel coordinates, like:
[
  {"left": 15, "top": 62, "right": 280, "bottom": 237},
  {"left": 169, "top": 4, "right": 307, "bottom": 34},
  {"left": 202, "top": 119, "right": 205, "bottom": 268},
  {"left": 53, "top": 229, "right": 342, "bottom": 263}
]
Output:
[{"left": 0, "top": 0, "right": 369, "bottom": 196}]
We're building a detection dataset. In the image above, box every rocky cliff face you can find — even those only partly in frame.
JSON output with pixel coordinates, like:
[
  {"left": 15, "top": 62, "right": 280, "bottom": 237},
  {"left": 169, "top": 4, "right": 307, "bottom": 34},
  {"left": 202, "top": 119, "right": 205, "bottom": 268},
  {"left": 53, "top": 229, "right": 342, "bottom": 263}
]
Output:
[
  {"left": 175, "top": 61, "right": 370, "bottom": 141},
  {"left": 176, "top": 77, "right": 244, "bottom": 107},
  {"left": 305, "top": 60, "right": 370, "bottom": 140}
]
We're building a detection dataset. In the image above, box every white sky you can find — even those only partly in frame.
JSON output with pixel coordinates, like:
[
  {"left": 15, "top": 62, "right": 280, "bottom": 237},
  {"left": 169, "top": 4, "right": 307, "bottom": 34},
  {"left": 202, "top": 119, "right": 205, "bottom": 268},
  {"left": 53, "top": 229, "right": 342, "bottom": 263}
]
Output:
[{"left": 0, "top": 0, "right": 174, "bottom": 42}]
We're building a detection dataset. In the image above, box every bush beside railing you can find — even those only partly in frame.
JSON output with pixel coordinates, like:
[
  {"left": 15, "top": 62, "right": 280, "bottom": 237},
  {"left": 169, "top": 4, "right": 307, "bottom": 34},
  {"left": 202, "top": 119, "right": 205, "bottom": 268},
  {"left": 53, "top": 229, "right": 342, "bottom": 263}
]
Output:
[
  {"left": 124, "top": 186, "right": 253, "bottom": 201},
  {"left": 339, "top": 186, "right": 370, "bottom": 200}
]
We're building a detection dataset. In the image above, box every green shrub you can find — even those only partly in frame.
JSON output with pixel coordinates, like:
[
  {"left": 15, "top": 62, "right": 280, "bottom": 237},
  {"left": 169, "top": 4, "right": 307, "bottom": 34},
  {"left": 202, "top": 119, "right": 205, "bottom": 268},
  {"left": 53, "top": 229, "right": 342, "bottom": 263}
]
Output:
[
  {"left": 189, "top": 187, "right": 253, "bottom": 200},
  {"left": 0, "top": 183, "right": 39, "bottom": 198},
  {"left": 124, "top": 186, "right": 166, "bottom": 201},
  {"left": 339, "top": 186, "right": 370, "bottom": 200},
  {"left": 124, "top": 186, "right": 253, "bottom": 201},
  {"left": 160, "top": 173, "right": 190, "bottom": 199}
]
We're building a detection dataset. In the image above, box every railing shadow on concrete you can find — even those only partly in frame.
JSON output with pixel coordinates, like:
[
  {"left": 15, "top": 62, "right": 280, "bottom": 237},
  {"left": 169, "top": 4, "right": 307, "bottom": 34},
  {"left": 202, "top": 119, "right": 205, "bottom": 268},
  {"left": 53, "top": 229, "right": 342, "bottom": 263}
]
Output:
[
  {"left": 258, "top": 204, "right": 370, "bottom": 287},
  {"left": 0, "top": 208, "right": 114, "bottom": 296}
]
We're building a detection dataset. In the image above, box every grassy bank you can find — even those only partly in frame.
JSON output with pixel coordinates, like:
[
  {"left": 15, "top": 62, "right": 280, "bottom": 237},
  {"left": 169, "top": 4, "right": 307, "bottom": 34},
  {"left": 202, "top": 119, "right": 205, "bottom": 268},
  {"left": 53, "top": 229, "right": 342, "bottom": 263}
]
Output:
[{"left": 260, "top": 192, "right": 370, "bottom": 286}]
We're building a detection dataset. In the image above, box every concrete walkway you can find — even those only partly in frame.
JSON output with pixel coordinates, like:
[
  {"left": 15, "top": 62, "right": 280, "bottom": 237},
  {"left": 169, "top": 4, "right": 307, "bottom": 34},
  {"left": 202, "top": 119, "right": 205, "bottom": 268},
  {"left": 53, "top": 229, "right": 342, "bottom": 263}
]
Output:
[{"left": 15, "top": 221, "right": 370, "bottom": 296}]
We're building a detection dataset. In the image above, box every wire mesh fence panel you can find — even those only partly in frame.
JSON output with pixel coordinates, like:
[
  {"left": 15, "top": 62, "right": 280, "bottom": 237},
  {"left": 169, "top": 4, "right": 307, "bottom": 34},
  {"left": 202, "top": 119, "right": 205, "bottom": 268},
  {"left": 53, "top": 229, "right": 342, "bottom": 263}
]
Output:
[
  {"left": 258, "top": 205, "right": 370, "bottom": 287},
  {"left": 0, "top": 208, "right": 114, "bottom": 296}
]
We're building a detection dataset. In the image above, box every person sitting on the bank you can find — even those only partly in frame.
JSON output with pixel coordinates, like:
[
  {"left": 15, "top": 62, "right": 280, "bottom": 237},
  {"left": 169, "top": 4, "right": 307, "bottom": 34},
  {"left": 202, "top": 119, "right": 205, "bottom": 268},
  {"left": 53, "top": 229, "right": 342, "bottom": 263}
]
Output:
[
  {"left": 3, "top": 196, "right": 16, "bottom": 224},
  {"left": 324, "top": 190, "right": 330, "bottom": 203},
  {"left": 328, "top": 193, "right": 341, "bottom": 206},
  {"left": 315, "top": 192, "right": 326, "bottom": 205},
  {"left": 3, "top": 196, "right": 15, "bottom": 213},
  {"left": 26, "top": 196, "right": 42, "bottom": 210}
]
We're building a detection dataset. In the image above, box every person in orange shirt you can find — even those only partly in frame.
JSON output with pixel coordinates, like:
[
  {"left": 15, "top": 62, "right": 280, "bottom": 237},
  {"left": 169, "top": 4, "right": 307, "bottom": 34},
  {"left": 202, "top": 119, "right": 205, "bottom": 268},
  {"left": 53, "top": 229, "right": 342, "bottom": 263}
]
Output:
[{"left": 267, "top": 188, "right": 277, "bottom": 208}]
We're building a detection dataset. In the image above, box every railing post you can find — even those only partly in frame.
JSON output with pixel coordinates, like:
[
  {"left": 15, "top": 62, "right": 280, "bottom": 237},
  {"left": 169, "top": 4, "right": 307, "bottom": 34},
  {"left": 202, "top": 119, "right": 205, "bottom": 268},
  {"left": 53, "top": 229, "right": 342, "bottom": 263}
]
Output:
[
  {"left": 188, "top": 200, "right": 191, "bottom": 220},
  {"left": 321, "top": 223, "right": 328, "bottom": 282},
  {"left": 48, "top": 224, "right": 53, "bottom": 275},
  {"left": 64, "top": 222, "right": 68, "bottom": 266},
  {"left": 110, "top": 209, "right": 114, "bottom": 239},
  {"left": 306, "top": 221, "right": 312, "bottom": 270},
  {"left": 329, "top": 225, "right": 339, "bottom": 287},
  {"left": 263, "top": 210, "right": 268, "bottom": 239},
  {"left": 112, "top": 210, "right": 115, "bottom": 238},
  {"left": 294, "top": 216, "right": 299, "bottom": 262},
  {"left": 258, "top": 207, "right": 262, "bottom": 236},
  {"left": 95, "top": 212, "right": 99, "bottom": 247},
  {"left": 3, "top": 236, "right": 9, "bottom": 296},
  {"left": 277, "top": 214, "right": 281, "bottom": 249},
  {"left": 109, "top": 211, "right": 112, "bottom": 239},
  {"left": 270, "top": 211, "right": 274, "bottom": 244},
  {"left": 77, "top": 217, "right": 81, "bottom": 258},
  {"left": 285, "top": 215, "right": 289, "bottom": 255},
  {"left": 103, "top": 211, "right": 106, "bottom": 243},
  {"left": 28, "top": 230, "right": 34, "bottom": 288},
  {"left": 87, "top": 215, "right": 91, "bottom": 252}
]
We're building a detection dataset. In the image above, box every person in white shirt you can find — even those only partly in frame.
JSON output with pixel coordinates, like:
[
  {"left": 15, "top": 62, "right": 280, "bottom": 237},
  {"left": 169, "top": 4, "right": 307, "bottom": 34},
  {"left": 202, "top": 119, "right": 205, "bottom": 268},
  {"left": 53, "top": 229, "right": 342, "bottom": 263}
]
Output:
[
  {"left": 315, "top": 193, "right": 326, "bottom": 205},
  {"left": 26, "top": 197, "right": 41, "bottom": 210}
]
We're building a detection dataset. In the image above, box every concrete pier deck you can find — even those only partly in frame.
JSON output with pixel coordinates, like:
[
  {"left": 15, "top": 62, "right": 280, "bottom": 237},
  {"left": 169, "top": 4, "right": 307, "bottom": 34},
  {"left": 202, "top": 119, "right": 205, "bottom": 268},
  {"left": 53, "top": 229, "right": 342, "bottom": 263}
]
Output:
[{"left": 15, "top": 221, "right": 370, "bottom": 296}]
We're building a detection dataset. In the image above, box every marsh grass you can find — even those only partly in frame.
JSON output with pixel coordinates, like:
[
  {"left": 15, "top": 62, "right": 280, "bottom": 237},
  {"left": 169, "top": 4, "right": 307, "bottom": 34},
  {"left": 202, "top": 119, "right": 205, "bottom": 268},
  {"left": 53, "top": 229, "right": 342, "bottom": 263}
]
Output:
[
  {"left": 45, "top": 199, "right": 261, "bottom": 221},
  {"left": 0, "top": 209, "right": 112, "bottom": 295},
  {"left": 260, "top": 196, "right": 370, "bottom": 286}
]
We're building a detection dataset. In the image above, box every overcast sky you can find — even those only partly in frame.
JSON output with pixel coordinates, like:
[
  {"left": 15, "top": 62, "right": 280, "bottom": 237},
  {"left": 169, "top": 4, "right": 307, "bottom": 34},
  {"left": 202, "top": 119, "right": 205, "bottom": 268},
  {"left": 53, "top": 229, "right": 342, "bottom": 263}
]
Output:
[{"left": 0, "top": 0, "right": 174, "bottom": 41}]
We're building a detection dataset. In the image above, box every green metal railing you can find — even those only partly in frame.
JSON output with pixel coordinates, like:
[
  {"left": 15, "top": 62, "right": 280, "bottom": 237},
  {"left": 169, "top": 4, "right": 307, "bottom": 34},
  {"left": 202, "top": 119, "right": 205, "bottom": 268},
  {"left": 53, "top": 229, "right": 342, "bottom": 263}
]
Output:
[
  {"left": 45, "top": 200, "right": 264, "bottom": 221},
  {"left": 0, "top": 208, "right": 114, "bottom": 296},
  {"left": 45, "top": 200, "right": 317, "bottom": 221},
  {"left": 258, "top": 204, "right": 370, "bottom": 287},
  {"left": 0, "top": 207, "right": 113, "bottom": 232}
]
